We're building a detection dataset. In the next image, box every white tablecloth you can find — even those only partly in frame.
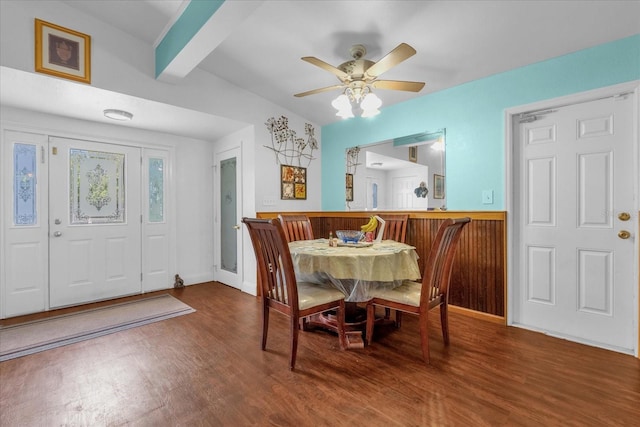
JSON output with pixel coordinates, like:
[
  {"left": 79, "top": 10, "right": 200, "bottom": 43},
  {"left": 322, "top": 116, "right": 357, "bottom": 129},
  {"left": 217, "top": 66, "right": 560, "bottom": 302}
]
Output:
[{"left": 289, "top": 239, "right": 421, "bottom": 302}]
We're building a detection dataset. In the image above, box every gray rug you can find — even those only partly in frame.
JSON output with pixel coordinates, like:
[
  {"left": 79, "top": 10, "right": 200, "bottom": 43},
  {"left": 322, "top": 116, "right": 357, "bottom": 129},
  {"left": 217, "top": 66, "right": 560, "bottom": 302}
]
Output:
[{"left": 0, "top": 294, "right": 195, "bottom": 362}]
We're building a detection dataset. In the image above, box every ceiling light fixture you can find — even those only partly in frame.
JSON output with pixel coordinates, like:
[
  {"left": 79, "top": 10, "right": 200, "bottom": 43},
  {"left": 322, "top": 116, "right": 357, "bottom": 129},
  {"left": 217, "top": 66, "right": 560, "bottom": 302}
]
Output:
[
  {"left": 332, "top": 84, "right": 381, "bottom": 119},
  {"left": 103, "top": 109, "right": 133, "bottom": 121}
]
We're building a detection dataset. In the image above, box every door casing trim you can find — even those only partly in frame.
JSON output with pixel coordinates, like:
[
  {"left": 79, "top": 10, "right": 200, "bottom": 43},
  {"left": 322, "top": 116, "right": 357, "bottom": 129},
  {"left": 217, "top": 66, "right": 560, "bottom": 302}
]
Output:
[{"left": 504, "top": 80, "right": 640, "bottom": 357}]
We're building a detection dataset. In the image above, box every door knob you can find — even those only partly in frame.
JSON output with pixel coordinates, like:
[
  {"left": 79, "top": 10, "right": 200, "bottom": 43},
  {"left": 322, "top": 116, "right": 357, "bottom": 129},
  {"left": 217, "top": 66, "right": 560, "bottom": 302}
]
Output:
[
  {"left": 618, "top": 230, "right": 631, "bottom": 239},
  {"left": 233, "top": 225, "right": 241, "bottom": 230},
  {"left": 618, "top": 212, "right": 631, "bottom": 221},
  {"left": 53, "top": 231, "right": 62, "bottom": 237}
]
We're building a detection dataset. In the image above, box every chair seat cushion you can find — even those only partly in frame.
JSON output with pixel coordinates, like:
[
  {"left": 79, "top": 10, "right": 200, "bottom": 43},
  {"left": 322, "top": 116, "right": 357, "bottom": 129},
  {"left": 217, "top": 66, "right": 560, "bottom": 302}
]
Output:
[
  {"left": 297, "top": 282, "right": 345, "bottom": 310},
  {"left": 370, "top": 280, "right": 422, "bottom": 307}
]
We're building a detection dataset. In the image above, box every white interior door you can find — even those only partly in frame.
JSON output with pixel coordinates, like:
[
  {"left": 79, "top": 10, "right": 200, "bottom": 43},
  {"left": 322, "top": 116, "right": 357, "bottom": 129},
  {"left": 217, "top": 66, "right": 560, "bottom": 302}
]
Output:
[
  {"left": 214, "top": 146, "right": 242, "bottom": 289},
  {"left": 392, "top": 176, "right": 417, "bottom": 209},
  {"left": 49, "top": 137, "right": 142, "bottom": 308},
  {"left": 514, "top": 93, "right": 637, "bottom": 353}
]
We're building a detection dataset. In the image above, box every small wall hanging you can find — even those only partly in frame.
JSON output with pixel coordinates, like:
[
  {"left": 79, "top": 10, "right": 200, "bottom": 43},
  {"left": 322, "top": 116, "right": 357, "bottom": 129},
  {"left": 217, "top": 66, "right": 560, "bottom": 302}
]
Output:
[
  {"left": 434, "top": 174, "right": 445, "bottom": 199},
  {"left": 345, "top": 173, "right": 354, "bottom": 201},
  {"left": 35, "top": 19, "right": 91, "bottom": 84},
  {"left": 346, "top": 146, "right": 361, "bottom": 175},
  {"left": 265, "top": 116, "right": 317, "bottom": 167},
  {"left": 281, "top": 165, "right": 306, "bottom": 200},
  {"left": 409, "top": 146, "right": 418, "bottom": 162}
]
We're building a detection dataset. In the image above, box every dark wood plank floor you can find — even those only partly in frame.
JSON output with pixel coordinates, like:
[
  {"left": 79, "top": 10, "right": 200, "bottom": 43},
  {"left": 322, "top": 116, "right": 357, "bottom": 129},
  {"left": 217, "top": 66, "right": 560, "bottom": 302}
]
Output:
[{"left": 1, "top": 282, "right": 638, "bottom": 426}]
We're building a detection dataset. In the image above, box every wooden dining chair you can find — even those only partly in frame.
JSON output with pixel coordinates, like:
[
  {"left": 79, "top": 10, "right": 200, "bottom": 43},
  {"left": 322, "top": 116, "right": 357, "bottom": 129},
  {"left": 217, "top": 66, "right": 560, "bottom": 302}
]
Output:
[
  {"left": 377, "top": 214, "right": 409, "bottom": 242},
  {"left": 376, "top": 214, "right": 409, "bottom": 320},
  {"left": 242, "top": 217, "right": 346, "bottom": 370},
  {"left": 365, "top": 217, "right": 471, "bottom": 363},
  {"left": 278, "top": 214, "right": 314, "bottom": 242}
]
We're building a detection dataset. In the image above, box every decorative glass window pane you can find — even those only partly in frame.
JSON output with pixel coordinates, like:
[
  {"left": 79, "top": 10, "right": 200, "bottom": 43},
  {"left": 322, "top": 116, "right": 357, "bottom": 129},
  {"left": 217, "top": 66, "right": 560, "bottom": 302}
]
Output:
[
  {"left": 372, "top": 183, "right": 378, "bottom": 209},
  {"left": 220, "top": 157, "right": 237, "bottom": 274},
  {"left": 14, "top": 143, "right": 37, "bottom": 226},
  {"left": 148, "top": 158, "right": 164, "bottom": 222},
  {"left": 70, "top": 149, "right": 125, "bottom": 224}
]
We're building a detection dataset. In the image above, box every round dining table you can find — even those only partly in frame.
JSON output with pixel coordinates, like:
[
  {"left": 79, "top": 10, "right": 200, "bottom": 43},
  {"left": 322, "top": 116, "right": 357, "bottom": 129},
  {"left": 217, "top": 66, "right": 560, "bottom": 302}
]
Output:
[
  {"left": 288, "top": 238, "right": 421, "bottom": 349},
  {"left": 289, "top": 239, "right": 421, "bottom": 302}
]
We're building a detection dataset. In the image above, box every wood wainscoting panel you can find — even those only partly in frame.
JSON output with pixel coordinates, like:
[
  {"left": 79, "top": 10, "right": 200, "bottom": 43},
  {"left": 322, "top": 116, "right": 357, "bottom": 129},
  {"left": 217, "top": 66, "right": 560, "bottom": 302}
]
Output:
[{"left": 258, "top": 211, "right": 506, "bottom": 319}]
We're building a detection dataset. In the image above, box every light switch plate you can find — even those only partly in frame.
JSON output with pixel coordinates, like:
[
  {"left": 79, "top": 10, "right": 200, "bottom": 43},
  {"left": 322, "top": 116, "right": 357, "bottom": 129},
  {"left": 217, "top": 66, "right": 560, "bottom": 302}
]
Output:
[{"left": 482, "top": 190, "right": 494, "bottom": 204}]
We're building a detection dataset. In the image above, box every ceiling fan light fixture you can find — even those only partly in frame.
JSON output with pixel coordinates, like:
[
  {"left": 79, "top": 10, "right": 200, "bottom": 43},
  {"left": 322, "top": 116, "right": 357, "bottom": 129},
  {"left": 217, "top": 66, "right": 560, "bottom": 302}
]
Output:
[
  {"left": 297, "top": 43, "right": 423, "bottom": 120},
  {"left": 360, "top": 92, "right": 382, "bottom": 117},
  {"left": 336, "top": 108, "right": 355, "bottom": 119},
  {"left": 103, "top": 109, "right": 133, "bottom": 121},
  {"left": 432, "top": 137, "right": 445, "bottom": 151},
  {"left": 332, "top": 94, "right": 354, "bottom": 118}
]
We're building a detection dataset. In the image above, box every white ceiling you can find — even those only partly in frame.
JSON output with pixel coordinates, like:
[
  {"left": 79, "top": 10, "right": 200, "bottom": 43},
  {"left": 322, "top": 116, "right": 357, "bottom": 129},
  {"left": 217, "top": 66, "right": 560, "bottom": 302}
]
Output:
[{"left": 3, "top": 0, "right": 640, "bottom": 140}]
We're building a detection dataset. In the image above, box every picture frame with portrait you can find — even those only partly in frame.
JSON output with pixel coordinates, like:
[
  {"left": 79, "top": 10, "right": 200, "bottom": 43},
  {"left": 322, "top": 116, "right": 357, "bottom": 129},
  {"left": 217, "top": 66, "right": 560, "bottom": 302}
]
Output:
[
  {"left": 281, "top": 165, "right": 306, "bottom": 200},
  {"left": 35, "top": 19, "right": 91, "bottom": 84}
]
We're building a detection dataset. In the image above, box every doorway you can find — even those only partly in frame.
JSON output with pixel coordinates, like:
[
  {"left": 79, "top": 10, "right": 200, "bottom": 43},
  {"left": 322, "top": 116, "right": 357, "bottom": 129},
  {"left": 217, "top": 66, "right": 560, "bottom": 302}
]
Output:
[
  {"left": 213, "top": 145, "right": 243, "bottom": 289},
  {"left": 2, "top": 130, "right": 148, "bottom": 317},
  {"left": 508, "top": 83, "right": 638, "bottom": 355},
  {"left": 48, "top": 136, "right": 142, "bottom": 307}
]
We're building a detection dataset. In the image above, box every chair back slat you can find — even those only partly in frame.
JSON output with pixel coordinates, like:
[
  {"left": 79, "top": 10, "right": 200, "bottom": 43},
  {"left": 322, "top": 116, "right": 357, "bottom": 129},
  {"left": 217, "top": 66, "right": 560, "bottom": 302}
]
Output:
[
  {"left": 278, "top": 214, "right": 314, "bottom": 242},
  {"left": 420, "top": 217, "right": 471, "bottom": 307},
  {"left": 243, "top": 218, "right": 299, "bottom": 312},
  {"left": 378, "top": 214, "right": 409, "bottom": 242}
]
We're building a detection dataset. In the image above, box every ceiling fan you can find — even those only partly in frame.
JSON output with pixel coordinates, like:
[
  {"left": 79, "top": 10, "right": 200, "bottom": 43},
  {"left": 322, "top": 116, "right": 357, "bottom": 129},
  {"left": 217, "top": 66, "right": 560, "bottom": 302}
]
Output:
[{"left": 294, "top": 43, "right": 425, "bottom": 102}]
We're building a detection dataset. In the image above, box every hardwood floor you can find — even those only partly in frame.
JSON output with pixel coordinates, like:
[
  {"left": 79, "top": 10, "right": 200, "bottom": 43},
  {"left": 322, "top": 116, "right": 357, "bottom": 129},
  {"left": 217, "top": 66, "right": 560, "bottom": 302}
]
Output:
[{"left": 1, "top": 282, "right": 638, "bottom": 426}]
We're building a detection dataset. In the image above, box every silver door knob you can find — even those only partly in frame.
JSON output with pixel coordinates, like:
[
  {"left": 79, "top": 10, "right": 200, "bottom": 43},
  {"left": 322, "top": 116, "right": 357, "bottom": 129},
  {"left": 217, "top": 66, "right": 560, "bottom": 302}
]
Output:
[
  {"left": 53, "top": 231, "right": 62, "bottom": 237},
  {"left": 233, "top": 225, "right": 241, "bottom": 230}
]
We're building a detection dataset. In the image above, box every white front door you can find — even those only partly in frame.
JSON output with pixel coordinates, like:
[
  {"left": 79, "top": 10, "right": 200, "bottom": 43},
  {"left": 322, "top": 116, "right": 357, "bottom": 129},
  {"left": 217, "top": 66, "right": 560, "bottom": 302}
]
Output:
[
  {"left": 213, "top": 146, "right": 242, "bottom": 289},
  {"left": 48, "top": 137, "right": 142, "bottom": 308},
  {"left": 513, "top": 93, "right": 637, "bottom": 353}
]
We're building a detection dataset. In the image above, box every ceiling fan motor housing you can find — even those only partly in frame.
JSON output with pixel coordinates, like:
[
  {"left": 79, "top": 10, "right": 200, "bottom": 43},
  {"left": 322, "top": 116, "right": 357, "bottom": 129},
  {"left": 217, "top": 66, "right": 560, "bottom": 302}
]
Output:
[{"left": 349, "top": 44, "right": 367, "bottom": 59}]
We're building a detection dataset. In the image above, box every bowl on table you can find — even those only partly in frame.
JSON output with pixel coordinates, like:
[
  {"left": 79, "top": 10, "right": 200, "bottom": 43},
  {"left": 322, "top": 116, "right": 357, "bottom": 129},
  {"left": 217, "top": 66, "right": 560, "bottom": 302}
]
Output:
[{"left": 335, "top": 230, "right": 364, "bottom": 244}]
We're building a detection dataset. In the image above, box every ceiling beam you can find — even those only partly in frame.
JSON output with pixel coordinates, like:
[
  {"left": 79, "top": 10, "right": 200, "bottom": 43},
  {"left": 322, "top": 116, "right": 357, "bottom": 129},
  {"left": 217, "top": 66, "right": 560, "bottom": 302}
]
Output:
[{"left": 155, "top": 0, "right": 262, "bottom": 83}]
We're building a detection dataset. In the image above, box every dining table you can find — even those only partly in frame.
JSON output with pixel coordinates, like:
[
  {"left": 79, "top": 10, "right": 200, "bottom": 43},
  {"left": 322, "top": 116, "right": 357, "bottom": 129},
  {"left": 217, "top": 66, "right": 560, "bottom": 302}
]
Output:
[{"left": 288, "top": 238, "right": 421, "bottom": 348}]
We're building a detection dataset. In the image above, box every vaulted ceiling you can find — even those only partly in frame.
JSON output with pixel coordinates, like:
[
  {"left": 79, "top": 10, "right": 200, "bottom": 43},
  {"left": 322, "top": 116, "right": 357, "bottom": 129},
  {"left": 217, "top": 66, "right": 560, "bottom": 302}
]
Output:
[{"left": 3, "top": 0, "right": 640, "bottom": 139}]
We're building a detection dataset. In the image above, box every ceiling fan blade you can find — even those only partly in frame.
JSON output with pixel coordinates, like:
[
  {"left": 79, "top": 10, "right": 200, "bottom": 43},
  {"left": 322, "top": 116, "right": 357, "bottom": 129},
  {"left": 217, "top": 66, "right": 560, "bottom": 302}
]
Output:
[
  {"left": 294, "top": 84, "right": 344, "bottom": 97},
  {"left": 372, "top": 80, "right": 425, "bottom": 92},
  {"left": 365, "top": 43, "right": 417, "bottom": 78},
  {"left": 301, "top": 57, "right": 349, "bottom": 80}
]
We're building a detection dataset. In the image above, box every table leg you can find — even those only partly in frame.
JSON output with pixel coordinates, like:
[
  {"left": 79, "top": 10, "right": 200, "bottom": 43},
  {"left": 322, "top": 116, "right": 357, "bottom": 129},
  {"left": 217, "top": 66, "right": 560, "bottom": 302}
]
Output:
[{"left": 305, "top": 302, "right": 366, "bottom": 349}]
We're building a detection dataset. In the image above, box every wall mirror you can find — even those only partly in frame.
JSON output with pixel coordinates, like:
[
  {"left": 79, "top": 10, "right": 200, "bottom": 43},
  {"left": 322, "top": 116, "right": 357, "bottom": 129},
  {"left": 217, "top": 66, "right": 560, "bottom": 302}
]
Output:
[{"left": 345, "top": 129, "right": 445, "bottom": 210}]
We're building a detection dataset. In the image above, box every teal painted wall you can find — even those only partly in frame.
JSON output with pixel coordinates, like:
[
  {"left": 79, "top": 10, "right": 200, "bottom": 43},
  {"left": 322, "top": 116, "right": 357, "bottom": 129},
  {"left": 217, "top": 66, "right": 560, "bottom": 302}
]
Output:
[{"left": 321, "top": 34, "right": 640, "bottom": 211}]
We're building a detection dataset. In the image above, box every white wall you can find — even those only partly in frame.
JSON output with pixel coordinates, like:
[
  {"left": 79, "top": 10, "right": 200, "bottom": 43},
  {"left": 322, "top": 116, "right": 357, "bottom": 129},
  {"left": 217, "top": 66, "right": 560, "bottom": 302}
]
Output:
[
  {"left": 0, "top": 106, "right": 216, "bottom": 286},
  {"left": 0, "top": 1, "right": 324, "bottom": 299},
  {"left": 0, "top": 0, "right": 323, "bottom": 215}
]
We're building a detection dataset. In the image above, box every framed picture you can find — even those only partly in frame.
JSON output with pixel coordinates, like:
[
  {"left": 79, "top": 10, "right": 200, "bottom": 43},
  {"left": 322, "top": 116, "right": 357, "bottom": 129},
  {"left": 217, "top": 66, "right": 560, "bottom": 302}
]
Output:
[
  {"left": 409, "top": 146, "right": 417, "bottom": 163},
  {"left": 281, "top": 165, "right": 306, "bottom": 200},
  {"left": 35, "top": 19, "right": 91, "bottom": 84},
  {"left": 346, "top": 187, "right": 353, "bottom": 202},
  {"left": 434, "top": 174, "right": 445, "bottom": 199},
  {"left": 345, "top": 173, "right": 354, "bottom": 201}
]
